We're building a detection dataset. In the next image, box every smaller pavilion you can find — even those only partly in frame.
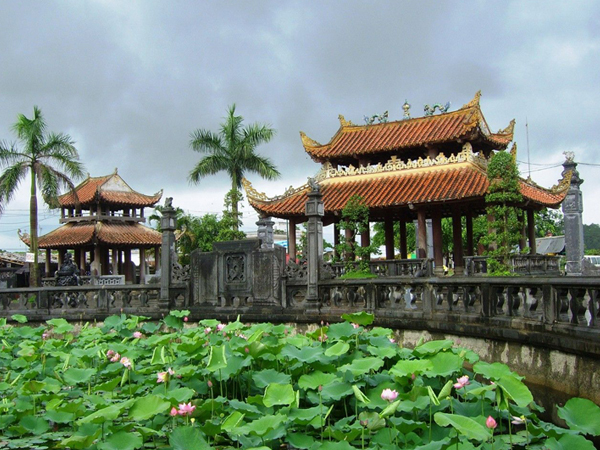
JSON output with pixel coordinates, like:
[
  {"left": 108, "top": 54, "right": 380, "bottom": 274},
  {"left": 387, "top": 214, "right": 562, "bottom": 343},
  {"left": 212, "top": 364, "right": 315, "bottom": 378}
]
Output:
[
  {"left": 22, "top": 169, "right": 162, "bottom": 283},
  {"left": 243, "top": 92, "right": 572, "bottom": 275}
]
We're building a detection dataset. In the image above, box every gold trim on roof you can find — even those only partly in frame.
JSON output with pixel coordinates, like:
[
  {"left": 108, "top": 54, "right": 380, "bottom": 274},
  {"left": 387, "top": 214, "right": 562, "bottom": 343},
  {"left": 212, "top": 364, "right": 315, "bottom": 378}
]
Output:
[
  {"left": 242, "top": 178, "right": 309, "bottom": 203},
  {"left": 338, "top": 114, "right": 356, "bottom": 127},
  {"left": 498, "top": 119, "right": 516, "bottom": 136},
  {"left": 300, "top": 131, "right": 322, "bottom": 148},
  {"left": 510, "top": 142, "right": 517, "bottom": 161},
  {"left": 550, "top": 169, "right": 573, "bottom": 194},
  {"left": 462, "top": 90, "right": 482, "bottom": 109}
]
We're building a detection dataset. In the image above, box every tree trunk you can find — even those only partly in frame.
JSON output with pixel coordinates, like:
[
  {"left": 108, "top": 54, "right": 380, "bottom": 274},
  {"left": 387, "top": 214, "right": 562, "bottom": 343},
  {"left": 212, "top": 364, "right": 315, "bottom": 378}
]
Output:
[
  {"left": 30, "top": 170, "right": 39, "bottom": 287},
  {"left": 231, "top": 181, "right": 239, "bottom": 233}
]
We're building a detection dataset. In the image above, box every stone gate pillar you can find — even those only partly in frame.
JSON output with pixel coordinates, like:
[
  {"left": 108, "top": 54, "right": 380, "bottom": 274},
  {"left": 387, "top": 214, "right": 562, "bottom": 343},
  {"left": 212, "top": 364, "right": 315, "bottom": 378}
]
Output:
[
  {"left": 256, "top": 217, "right": 275, "bottom": 249},
  {"left": 160, "top": 198, "right": 177, "bottom": 307},
  {"left": 562, "top": 155, "right": 584, "bottom": 276},
  {"left": 305, "top": 181, "right": 324, "bottom": 305}
]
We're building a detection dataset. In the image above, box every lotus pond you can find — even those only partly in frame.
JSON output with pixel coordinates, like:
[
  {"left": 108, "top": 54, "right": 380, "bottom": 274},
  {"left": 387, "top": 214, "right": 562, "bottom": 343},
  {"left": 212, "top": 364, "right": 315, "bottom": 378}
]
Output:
[{"left": 1, "top": 311, "right": 599, "bottom": 449}]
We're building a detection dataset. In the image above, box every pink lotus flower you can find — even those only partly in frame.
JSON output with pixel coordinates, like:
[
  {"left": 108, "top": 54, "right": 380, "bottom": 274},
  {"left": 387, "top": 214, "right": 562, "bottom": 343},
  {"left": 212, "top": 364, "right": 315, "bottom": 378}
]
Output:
[
  {"left": 120, "top": 357, "right": 132, "bottom": 369},
  {"left": 244, "top": 347, "right": 249, "bottom": 354},
  {"left": 454, "top": 375, "right": 470, "bottom": 389},
  {"left": 318, "top": 334, "right": 328, "bottom": 342},
  {"left": 177, "top": 402, "right": 196, "bottom": 416},
  {"left": 133, "top": 331, "right": 143, "bottom": 339},
  {"left": 157, "top": 368, "right": 174, "bottom": 383},
  {"left": 389, "top": 338, "right": 396, "bottom": 343},
  {"left": 486, "top": 416, "right": 497, "bottom": 429},
  {"left": 352, "top": 323, "right": 360, "bottom": 329},
  {"left": 110, "top": 352, "right": 121, "bottom": 362},
  {"left": 381, "top": 388, "right": 399, "bottom": 402},
  {"left": 217, "top": 323, "right": 226, "bottom": 332},
  {"left": 511, "top": 415, "right": 526, "bottom": 425},
  {"left": 170, "top": 407, "right": 178, "bottom": 417},
  {"left": 106, "top": 349, "right": 115, "bottom": 358},
  {"left": 207, "top": 380, "right": 213, "bottom": 388},
  {"left": 183, "top": 317, "right": 188, "bottom": 322},
  {"left": 204, "top": 327, "right": 212, "bottom": 334}
]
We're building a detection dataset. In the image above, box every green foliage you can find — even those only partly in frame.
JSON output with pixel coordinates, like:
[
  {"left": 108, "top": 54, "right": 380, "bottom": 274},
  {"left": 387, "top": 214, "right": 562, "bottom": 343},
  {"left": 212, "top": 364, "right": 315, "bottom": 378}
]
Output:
[
  {"left": 336, "top": 195, "right": 379, "bottom": 271},
  {"left": 0, "top": 106, "right": 85, "bottom": 286},
  {"left": 536, "top": 208, "right": 564, "bottom": 237},
  {"left": 189, "top": 104, "right": 280, "bottom": 232},
  {"left": 583, "top": 223, "right": 600, "bottom": 252},
  {"left": 481, "top": 151, "right": 524, "bottom": 275},
  {"left": 0, "top": 312, "right": 595, "bottom": 449}
]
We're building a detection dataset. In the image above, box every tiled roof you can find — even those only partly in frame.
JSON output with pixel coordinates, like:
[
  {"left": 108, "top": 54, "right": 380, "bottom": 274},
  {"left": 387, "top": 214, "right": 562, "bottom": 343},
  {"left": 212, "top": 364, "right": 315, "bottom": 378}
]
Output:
[
  {"left": 302, "top": 92, "right": 514, "bottom": 162},
  {"left": 59, "top": 172, "right": 162, "bottom": 208},
  {"left": 246, "top": 162, "right": 568, "bottom": 218},
  {"left": 29, "top": 222, "right": 161, "bottom": 248}
]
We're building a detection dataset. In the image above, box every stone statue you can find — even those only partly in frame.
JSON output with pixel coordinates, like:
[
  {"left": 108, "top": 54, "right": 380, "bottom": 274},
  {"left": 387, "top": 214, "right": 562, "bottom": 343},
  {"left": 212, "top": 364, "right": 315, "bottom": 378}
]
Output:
[
  {"left": 164, "top": 197, "right": 173, "bottom": 208},
  {"left": 55, "top": 253, "right": 81, "bottom": 286}
]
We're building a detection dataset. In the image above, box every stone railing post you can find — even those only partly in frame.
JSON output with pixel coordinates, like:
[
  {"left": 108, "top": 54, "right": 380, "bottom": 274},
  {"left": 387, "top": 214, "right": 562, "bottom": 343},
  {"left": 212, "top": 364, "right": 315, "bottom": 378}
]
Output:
[
  {"left": 256, "top": 217, "right": 275, "bottom": 249},
  {"left": 160, "top": 198, "right": 177, "bottom": 309},
  {"left": 562, "top": 155, "right": 584, "bottom": 276},
  {"left": 305, "top": 182, "right": 324, "bottom": 307}
]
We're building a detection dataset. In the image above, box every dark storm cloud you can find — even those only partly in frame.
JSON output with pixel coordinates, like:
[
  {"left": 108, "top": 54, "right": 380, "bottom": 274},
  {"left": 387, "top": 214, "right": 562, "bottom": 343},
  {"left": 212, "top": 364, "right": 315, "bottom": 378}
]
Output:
[{"left": 1, "top": 0, "right": 599, "bottom": 250}]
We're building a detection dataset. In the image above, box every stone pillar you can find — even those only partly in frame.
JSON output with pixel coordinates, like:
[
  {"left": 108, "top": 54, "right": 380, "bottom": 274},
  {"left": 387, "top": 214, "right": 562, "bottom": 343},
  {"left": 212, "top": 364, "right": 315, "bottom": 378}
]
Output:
[
  {"left": 154, "top": 247, "right": 160, "bottom": 272},
  {"left": 45, "top": 249, "right": 51, "bottom": 277},
  {"left": 91, "top": 246, "right": 101, "bottom": 277},
  {"left": 527, "top": 209, "right": 537, "bottom": 255},
  {"left": 288, "top": 218, "right": 297, "bottom": 263},
  {"left": 431, "top": 210, "right": 444, "bottom": 276},
  {"left": 562, "top": 157, "right": 584, "bottom": 276},
  {"left": 79, "top": 250, "right": 86, "bottom": 274},
  {"left": 384, "top": 217, "right": 395, "bottom": 260},
  {"left": 160, "top": 199, "right": 177, "bottom": 307},
  {"left": 452, "top": 209, "right": 464, "bottom": 275},
  {"left": 333, "top": 222, "right": 340, "bottom": 260},
  {"left": 112, "top": 249, "right": 119, "bottom": 275},
  {"left": 305, "top": 188, "right": 324, "bottom": 304},
  {"left": 399, "top": 219, "right": 408, "bottom": 259},
  {"left": 124, "top": 248, "right": 132, "bottom": 283},
  {"left": 256, "top": 217, "right": 275, "bottom": 249},
  {"left": 139, "top": 248, "right": 146, "bottom": 284},
  {"left": 417, "top": 210, "right": 427, "bottom": 259}
]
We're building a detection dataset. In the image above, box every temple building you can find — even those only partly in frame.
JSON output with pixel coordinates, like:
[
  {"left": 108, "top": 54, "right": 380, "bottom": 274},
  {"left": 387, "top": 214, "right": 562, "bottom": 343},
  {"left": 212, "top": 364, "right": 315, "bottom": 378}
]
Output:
[
  {"left": 21, "top": 169, "right": 162, "bottom": 283},
  {"left": 243, "top": 92, "right": 572, "bottom": 275}
]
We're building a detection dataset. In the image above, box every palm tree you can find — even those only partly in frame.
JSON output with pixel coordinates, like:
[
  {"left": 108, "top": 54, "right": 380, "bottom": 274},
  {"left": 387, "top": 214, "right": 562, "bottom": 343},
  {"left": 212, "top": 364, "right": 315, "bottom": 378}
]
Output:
[
  {"left": 189, "top": 104, "right": 280, "bottom": 232},
  {"left": 0, "top": 106, "right": 85, "bottom": 286}
]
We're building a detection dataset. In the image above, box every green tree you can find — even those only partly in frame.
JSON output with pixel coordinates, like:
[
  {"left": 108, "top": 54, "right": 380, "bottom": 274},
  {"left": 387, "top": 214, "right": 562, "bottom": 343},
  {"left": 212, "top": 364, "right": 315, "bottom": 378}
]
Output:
[
  {"left": 0, "top": 107, "right": 84, "bottom": 286},
  {"left": 535, "top": 209, "right": 564, "bottom": 237},
  {"left": 189, "top": 105, "right": 280, "bottom": 232},
  {"left": 583, "top": 223, "right": 600, "bottom": 252},
  {"left": 481, "top": 151, "right": 523, "bottom": 275}
]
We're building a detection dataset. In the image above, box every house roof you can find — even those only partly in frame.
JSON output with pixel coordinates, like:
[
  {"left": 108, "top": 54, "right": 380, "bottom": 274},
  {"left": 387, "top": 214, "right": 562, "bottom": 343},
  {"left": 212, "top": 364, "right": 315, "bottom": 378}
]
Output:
[
  {"left": 21, "top": 222, "right": 162, "bottom": 249},
  {"left": 301, "top": 91, "right": 514, "bottom": 163},
  {"left": 58, "top": 170, "right": 162, "bottom": 208},
  {"left": 244, "top": 145, "right": 571, "bottom": 221}
]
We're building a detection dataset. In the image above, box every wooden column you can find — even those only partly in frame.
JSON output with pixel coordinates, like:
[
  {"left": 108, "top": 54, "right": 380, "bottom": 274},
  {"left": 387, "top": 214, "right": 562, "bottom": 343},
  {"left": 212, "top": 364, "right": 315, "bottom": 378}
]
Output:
[
  {"left": 139, "top": 248, "right": 146, "bottom": 284},
  {"left": 384, "top": 217, "right": 395, "bottom": 260},
  {"left": 124, "top": 248, "right": 132, "bottom": 283},
  {"left": 360, "top": 221, "right": 371, "bottom": 261},
  {"left": 154, "top": 247, "right": 160, "bottom": 272},
  {"left": 431, "top": 210, "right": 444, "bottom": 276},
  {"left": 465, "top": 211, "right": 474, "bottom": 256},
  {"left": 80, "top": 250, "right": 86, "bottom": 274},
  {"left": 333, "top": 222, "right": 340, "bottom": 259},
  {"left": 288, "top": 219, "right": 297, "bottom": 263},
  {"left": 527, "top": 209, "right": 537, "bottom": 254},
  {"left": 417, "top": 209, "right": 427, "bottom": 259},
  {"left": 112, "top": 249, "right": 119, "bottom": 275},
  {"left": 519, "top": 217, "right": 527, "bottom": 251},
  {"left": 399, "top": 219, "right": 408, "bottom": 259},
  {"left": 45, "top": 249, "right": 51, "bottom": 277},
  {"left": 452, "top": 209, "right": 464, "bottom": 275}
]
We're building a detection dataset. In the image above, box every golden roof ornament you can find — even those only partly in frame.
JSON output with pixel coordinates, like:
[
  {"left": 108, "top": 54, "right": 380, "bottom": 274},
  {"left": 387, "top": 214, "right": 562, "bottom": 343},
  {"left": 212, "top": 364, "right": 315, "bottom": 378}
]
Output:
[
  {"left": 300, "top": 131, "right": 322, "bottom": 148},
  {"left": 462, "top": 90, "right": 482, "bottom": 109},
  {"left": 563, "top": 151, "right": 575, "bottom": 162},
  {"left": 402, "top": 100, "right": 411, "bottom": 119},
  {"left": 498, "top": 119, "right": 516, "bottom": 135},
  {"left": 338, "top": 114, "right": 355, "bottom": 127},
  {"left": 510, "top": 142, "right": 517, "bottom": 161},
  {"left": 550, "top": 169, "right": 573, "bottom": 193}
]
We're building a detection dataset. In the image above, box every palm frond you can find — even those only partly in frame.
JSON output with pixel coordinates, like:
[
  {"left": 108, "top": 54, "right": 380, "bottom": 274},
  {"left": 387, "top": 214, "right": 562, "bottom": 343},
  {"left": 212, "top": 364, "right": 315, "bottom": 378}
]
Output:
[
  {"left": 0, "top": 163, "right": 28, "bottom": 215},
  {"left": 242, "top": 123, "right": 275, "bottom": 149},
  {"left": 0, "top": 141, "right": 30, "bottom": 165},
  {"left": 188, "top": 154, "right": 230, "bottom": 184},
  {"left": 190, "top": 130, "right": 224, "bottom": 154},
  {"left": 13, "top": 106, "right": 46, "bottom": 156},
  {"left": 221, "top": 104, "right": 244, "bottom": 149},
  {"left": 244, "top": 154, "right": 281, "bottom": 181}
]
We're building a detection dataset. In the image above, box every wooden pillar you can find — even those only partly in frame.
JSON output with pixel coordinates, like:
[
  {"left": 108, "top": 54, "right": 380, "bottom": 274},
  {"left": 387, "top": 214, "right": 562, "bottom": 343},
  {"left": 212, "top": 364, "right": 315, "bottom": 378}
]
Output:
[
  {"left": 361, "top": 221, "right": 371, "bottom": 261},
  {"left": 384, "top": 217, "right": 395, "bottom": 260},
  {"left": 527, "top": 209, "right": 537, "bottom": 254},
  {"left": 399, "top": 219, "right": 408, "bottom": 259},
  {"left": 45, "top": 249, "right": 51, "bottom": 277},
  {"left": 519, "top": 216, "right": 527, "bottom": 251},
  {"left": 333, "top": 222, "right": 340, "bottom": 259},
  {"left": 288, "top": 219, "right": 297, "bottom": 263},
  {"left": 124, "top": 248, "right": 132, "bottom": 283},
  {"left": 452, "top": 209, "right": 464, "bottom": 275},
  {"left": 417, "top": 209, "right": 427, "bottom": 259},
  {"left": 79, "top": 250, "right": 86, "bottom": 273},
  {"left": 431, "top": 210, "right": 444, "bottom": 275},
  {"left": 58, "top": 251, "right": 64, "bottom": 267},
  {"left": 465, "top": 211, "right": 474, "bottom": 257},
  {"left": 112, "top": 248, "right": 119, "bottom": 275},
  {"left": 139, "top": 248, "right": 146, "bottom": 284}
]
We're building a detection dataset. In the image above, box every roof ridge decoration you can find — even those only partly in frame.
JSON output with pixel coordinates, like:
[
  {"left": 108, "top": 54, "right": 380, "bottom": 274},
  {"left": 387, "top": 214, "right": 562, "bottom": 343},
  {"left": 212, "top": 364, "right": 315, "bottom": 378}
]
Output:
[
  {"left": 300, "top": 131, "right": 322, "bottom": 148},
  {"left": 461, "top": 90, "right": 482, "bottom": 109},
  {"left": 242, "top": 178, "right": 309, "bottom": 203},
  {"left": 338, "top": 114, "right": 356, "bottom": 127},
  {"left": 510, "top": 142, "right": 517, "bottom": 162},
  {"left": 497, "top": 119, "right": 516, "bottom": 136},
  {"left": 549, "top": 169, "right": 573, "bottom": 194},
  {"left": 313, "top": 141, "right": 488, "bottom": 182}
]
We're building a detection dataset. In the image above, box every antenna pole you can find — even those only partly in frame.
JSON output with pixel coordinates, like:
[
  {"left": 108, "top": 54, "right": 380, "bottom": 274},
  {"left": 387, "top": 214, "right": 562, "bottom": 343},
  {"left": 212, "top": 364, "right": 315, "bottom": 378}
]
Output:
[{"left": 526, "top": 118, "right": 531, "bottom": 178}]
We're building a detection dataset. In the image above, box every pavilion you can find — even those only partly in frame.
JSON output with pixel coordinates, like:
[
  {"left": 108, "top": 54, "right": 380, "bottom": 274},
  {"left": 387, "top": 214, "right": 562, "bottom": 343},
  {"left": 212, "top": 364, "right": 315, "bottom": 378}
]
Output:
[
  {"left": 243, "top": 92, "right": 571, "bottom": 275},
  {"left": 21, "top": 169, "right": 162, "bottom": 283}
]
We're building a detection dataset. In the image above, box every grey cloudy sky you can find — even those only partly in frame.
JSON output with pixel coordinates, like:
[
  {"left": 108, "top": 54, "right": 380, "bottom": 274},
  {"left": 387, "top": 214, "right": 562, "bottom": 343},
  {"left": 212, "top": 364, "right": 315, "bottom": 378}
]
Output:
[{"left": 1, "top": 1, "right": 599, "bottom": 251}]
